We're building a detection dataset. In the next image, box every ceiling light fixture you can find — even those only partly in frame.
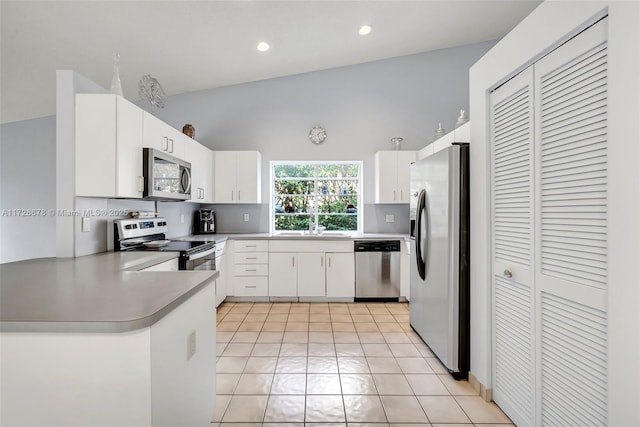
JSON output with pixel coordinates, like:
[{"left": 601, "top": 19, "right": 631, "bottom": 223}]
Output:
[
  {"left": 257, "top": 42, "right": 270, "bottom": 52},
  {"left": 358, "top": 25, "right": 372, "bottom": 36}
]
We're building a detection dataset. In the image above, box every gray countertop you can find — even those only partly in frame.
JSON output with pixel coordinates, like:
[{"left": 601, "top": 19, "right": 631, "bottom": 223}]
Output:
[
  {"left": 0, "top": 252, "right": 218, "bottom": 333},
  {"left": 177, "top": 232, "right": 410, "bottom": 242}
]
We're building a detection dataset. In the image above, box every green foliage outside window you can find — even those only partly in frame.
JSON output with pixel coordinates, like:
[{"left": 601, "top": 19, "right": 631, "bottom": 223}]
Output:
[{"left": 273, "top": 162, "right": 361, "bottom": 232}]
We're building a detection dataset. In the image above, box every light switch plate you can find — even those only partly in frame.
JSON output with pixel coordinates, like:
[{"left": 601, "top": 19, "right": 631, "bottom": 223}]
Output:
[
  {"left": 81, "top": 217, "right": 91, "bottom": 232},
  {"left": 180, "top": 214, "right": 184, "bottom": 224},
  {"left": 385, "top": 214, "right": 395, "bottom": 223},
  {"left": 243, "top": 213, "right": 250, "bottom": 222}
]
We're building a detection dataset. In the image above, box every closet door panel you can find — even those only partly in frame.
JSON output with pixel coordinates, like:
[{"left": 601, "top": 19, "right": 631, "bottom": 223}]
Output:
[
  {"left": 490, "top": 66, "right": 536, "bottom": 427},
  {"left": 534, "top": 18, "right": 609, "bottom": 427}
]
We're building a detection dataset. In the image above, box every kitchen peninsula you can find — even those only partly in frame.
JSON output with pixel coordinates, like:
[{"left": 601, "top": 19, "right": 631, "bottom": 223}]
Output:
[{"left": 0, "top": 252, "right": 218, "bottom": 426}]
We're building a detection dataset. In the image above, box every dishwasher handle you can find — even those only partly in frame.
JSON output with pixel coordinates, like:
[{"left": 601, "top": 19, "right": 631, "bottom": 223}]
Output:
[{"left": 354, "top": 240, "right": 401, "bottom": 252}]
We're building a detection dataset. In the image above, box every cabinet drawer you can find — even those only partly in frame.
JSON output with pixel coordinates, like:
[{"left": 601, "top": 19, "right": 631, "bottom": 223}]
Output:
[
  {"left": 233, "top": 276, "right": 268, "bottom": 296},
  {"left": 235, "top": 252, "right": 268, "bottom": 264},
  {"left": 234, "top": 240, "right": 268, "bottom": 252},
  {"left": 234, "top": 264, "right": 268, "bottom": 276}
]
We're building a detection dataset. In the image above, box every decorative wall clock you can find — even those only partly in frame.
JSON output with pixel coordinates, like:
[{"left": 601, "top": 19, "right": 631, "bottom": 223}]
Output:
[{"left": 309, "top": 126, "right": 327, "bottom": 144}]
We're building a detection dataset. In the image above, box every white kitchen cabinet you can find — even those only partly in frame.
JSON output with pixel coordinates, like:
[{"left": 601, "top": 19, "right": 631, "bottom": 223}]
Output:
[
  {"left": 268, "top": 252, "right": 326, "bottom": 297},
  {"left": 268, "top": 240, "right": 354, "bottom": 300},
  {"left": 0, "top": 282, "right": 216, "bottom": 426},
  {"left": 142, "top": 111, "right": 185, "bottom": 160},
  {"left": 213, "top": 151, "right": 261, "bottom": 203},
  {"left": 297, "top": 253, "right": 326, "bottom": 297},
  {"left": 184, "top": 137, "right": 213, "bottom": 203},
  {"left": 268, "top": 253, "right": 297, "bottom": 297},
  {"left": 374, "top": 150, "right": 416, "bottom": 203},
  {"left": 75, "top": 94, "right": 143, "bottom": 198},
  {"left": 325, "top": 252, "right": 355, "bottom": 298},
  {"left": 231, "top": 240, "right": 268, "bottom": 298}
]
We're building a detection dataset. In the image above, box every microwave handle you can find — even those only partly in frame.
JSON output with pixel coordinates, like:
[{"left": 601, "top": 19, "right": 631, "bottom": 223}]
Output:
[{"left": 181, "top": 167, "right": 192, "bottom": 194}]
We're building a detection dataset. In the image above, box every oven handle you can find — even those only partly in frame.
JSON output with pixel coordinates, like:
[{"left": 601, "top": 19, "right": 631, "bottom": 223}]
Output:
[{"left": 187, "top": 246, "right": 216, "bottom": 261}]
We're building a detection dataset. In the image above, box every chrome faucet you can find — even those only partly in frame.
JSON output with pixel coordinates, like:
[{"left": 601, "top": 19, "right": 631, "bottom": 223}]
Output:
[{"left": 308, "top": 207, "right": 317, "bottom": 234}]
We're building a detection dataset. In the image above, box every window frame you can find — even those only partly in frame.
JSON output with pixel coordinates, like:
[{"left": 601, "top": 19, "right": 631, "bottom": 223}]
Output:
[{"left": 269, "top": 160, "right": 363, "bottom": 235}]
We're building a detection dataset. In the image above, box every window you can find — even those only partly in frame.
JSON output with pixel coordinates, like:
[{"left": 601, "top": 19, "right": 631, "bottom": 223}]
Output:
[{"left": 271, "top": 161, "right": 362, "bottom": 234}]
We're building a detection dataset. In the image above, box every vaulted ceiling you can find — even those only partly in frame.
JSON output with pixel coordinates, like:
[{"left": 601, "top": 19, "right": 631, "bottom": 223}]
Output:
[{"left": 0, "top": 0, "right": 541, "bottom": 124}]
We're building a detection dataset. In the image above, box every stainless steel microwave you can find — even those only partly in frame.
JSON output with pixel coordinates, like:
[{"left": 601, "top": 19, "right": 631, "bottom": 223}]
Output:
[{"left": 143, "top": 148, "right": 191, "bottom": 201}]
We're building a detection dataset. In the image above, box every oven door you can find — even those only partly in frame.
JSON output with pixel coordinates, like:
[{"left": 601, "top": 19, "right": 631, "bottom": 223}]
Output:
[{"left": 185, "top": 246, "right": 216, "bottom": 271}]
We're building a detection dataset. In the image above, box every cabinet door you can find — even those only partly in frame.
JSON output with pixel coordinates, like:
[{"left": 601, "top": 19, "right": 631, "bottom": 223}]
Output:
[
  {"left": 534, "top": 19, "right": 608, "bottom": 427},
  {"left": 75, "top": 94, "right": 117, "bottom": 197},
  {"left": 184, "top": 138, "right": 201, "bottom": 202},
  {"left": 297, "top": 253, "right": 326, "bottom": 297},
  {"left": 167, "top": 127, "right": 185, "bottom": 159},
  {"left": 186, "top": 140, "right": 212, "bottom": 203},
  {"left": 115, "top": 96, "right": 143, "bottom": 198},
  {"left": 490, "top": 66, "right": 536, "bottom": 427},
  {"left": 235, "top": 151, "right": 261, "bottom": 203},
  {"left": 200, "top": 146, "right": 213, "bottom": 203},
  {"left": 268, "top": 253, "right": 297, "bottom": 297},
  {"left": 374, "top": 152, "right": 398, "bottom": 203},
  {"left": 396, "top": 151, "right": 416, "bottom": 203},
  {"left": 143, "top": 112, "right": 171, "bottom": 152},
  {"left": 326, "top": 253, "right": 355, "bottom": 298},
  {"left": 142, "top": 112, "right": 184, "bottom": 159},
  {"left": 213, "top": 151, "right": 237, "bottom": 203}
]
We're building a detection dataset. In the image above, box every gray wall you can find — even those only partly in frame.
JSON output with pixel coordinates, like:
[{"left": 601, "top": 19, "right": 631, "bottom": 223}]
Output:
[
  {"left": 74, "top": 198, "right": 199, "bottom": 256},
  {"left": 0, "top": 116, "right": 56, "bottom": 263},
  {"left": 146, "top": 41, "right": 495, "bottom": 233},
  {"left": 1, "top": 41, "right": 494, "bottom": 262}
]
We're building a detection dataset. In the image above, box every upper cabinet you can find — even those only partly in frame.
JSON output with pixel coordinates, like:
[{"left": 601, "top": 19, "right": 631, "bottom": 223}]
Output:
[
  {"left": 374, "top": 150, "right": 416, "bottom": 203},
  {"left": 76, "top": 94, "right": 144, "bottom": 198},
  {"left": 142, "top": 112, "right": 184, "bottom": 159},
  {"left": 213, "top": 151, "right": 261, "bottom": 204},
  {"left": 184, "top": 136, "right": 213, "bottom": 203}
]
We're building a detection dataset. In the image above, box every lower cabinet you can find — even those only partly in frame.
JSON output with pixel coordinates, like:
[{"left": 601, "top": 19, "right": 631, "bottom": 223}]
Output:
[
  {"left": 298, "top": 253, "right": 326, "bottom": 297},
  {"left": 268, "top": 253, "right": 298, "bottom": 297},
  {"left": 325, "top": 252, "right": 355, "bottom": 298},
  {"left": 231, "top": 240, "right": 269, "bottom": 298},
  {"left": 269, "top": 253, "right": 326, "bottom": 297},
  {"left": 268, "top": 242, "right": 355, "bottom": 300}
]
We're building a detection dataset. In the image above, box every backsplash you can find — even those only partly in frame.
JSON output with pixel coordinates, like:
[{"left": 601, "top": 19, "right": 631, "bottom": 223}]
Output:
[
  {"left": 74, "top": 197, "right": 199, "bottom": 256},
  {"left": 202, "top": 203, "right": 410, "bottom": 234}
]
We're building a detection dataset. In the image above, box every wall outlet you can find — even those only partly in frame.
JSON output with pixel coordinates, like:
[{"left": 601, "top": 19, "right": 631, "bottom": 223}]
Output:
[
  {"left": 385, "top": 214, "right": 395, "bottom": 223},
  {"left": 187, "top": 330, "right": 196, "bottom": 360},
  {"left": 81, "top": 217, "right": 91, "bottom": 232},
  {"left": 243, "top": 213, "right": 250, "bottom": 222},
  {"left": 180, "top": 213, "right": 185, "bottom": 224}
]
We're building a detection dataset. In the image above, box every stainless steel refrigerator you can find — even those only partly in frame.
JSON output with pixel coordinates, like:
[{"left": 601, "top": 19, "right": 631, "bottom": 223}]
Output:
[{"left": 409, "top": 143, "right": 470, "bottom": 379}]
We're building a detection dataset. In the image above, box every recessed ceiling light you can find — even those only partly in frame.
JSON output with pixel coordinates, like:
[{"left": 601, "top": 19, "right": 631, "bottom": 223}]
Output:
[
  {"left": 359, "top": 25, "right": 372, "bottom": 36},
  {"left": 257, "top": 42, "right": 270, "bottom": 52}
]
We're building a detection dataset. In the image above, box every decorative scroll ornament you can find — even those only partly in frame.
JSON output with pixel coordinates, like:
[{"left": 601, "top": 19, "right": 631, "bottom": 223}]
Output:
[{"left": 138, "top": 74, "right": 166, "bottom": 109}]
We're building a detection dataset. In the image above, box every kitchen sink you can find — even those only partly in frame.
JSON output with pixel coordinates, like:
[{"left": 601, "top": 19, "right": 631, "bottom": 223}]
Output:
[{"left": 273, "top": 231, "right": 352, "bottom": 238}]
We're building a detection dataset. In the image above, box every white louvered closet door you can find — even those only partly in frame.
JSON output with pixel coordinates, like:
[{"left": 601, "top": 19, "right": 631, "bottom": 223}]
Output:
[
  {"left": 490, "top": 66, "right": 536, "bottom": 427},
  {"left": 534, "top": 18, "right": 609, "bottom": 426}
]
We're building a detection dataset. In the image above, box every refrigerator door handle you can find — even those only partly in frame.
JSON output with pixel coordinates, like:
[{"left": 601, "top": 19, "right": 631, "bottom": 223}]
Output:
[{"left": 415, "top": 189, "right": 427, "bottom": 280}]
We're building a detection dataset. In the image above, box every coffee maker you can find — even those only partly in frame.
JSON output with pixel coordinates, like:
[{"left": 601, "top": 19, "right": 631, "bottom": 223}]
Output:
[{"left": 194, "top": 209, "right": 216, "bottom": 234}]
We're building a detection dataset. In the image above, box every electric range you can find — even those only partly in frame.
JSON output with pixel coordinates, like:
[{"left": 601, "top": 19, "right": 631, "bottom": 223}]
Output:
[{"left": 114, "top": 217, "right": 216, "bottom": 271}]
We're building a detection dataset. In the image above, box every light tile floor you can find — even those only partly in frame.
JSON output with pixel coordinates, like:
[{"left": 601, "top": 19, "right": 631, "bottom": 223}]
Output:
[{"left": 212, "top": 302, "right": 513, "bottom": 427}]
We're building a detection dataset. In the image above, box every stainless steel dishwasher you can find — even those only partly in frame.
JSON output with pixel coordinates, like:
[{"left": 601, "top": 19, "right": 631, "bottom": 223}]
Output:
[{"left": 354, "top": 240, "right": 401, "bottom": 301}]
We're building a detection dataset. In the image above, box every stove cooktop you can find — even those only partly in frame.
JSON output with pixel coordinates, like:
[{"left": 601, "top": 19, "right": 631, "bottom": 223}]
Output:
[{"left": 122, "top": 240, "right": 213, "bottom": 254}]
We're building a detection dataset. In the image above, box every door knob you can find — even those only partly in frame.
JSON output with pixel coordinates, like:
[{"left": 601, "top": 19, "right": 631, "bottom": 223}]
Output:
[{"left": 503, "top": 269, "right": 513, "bottom": 278}]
